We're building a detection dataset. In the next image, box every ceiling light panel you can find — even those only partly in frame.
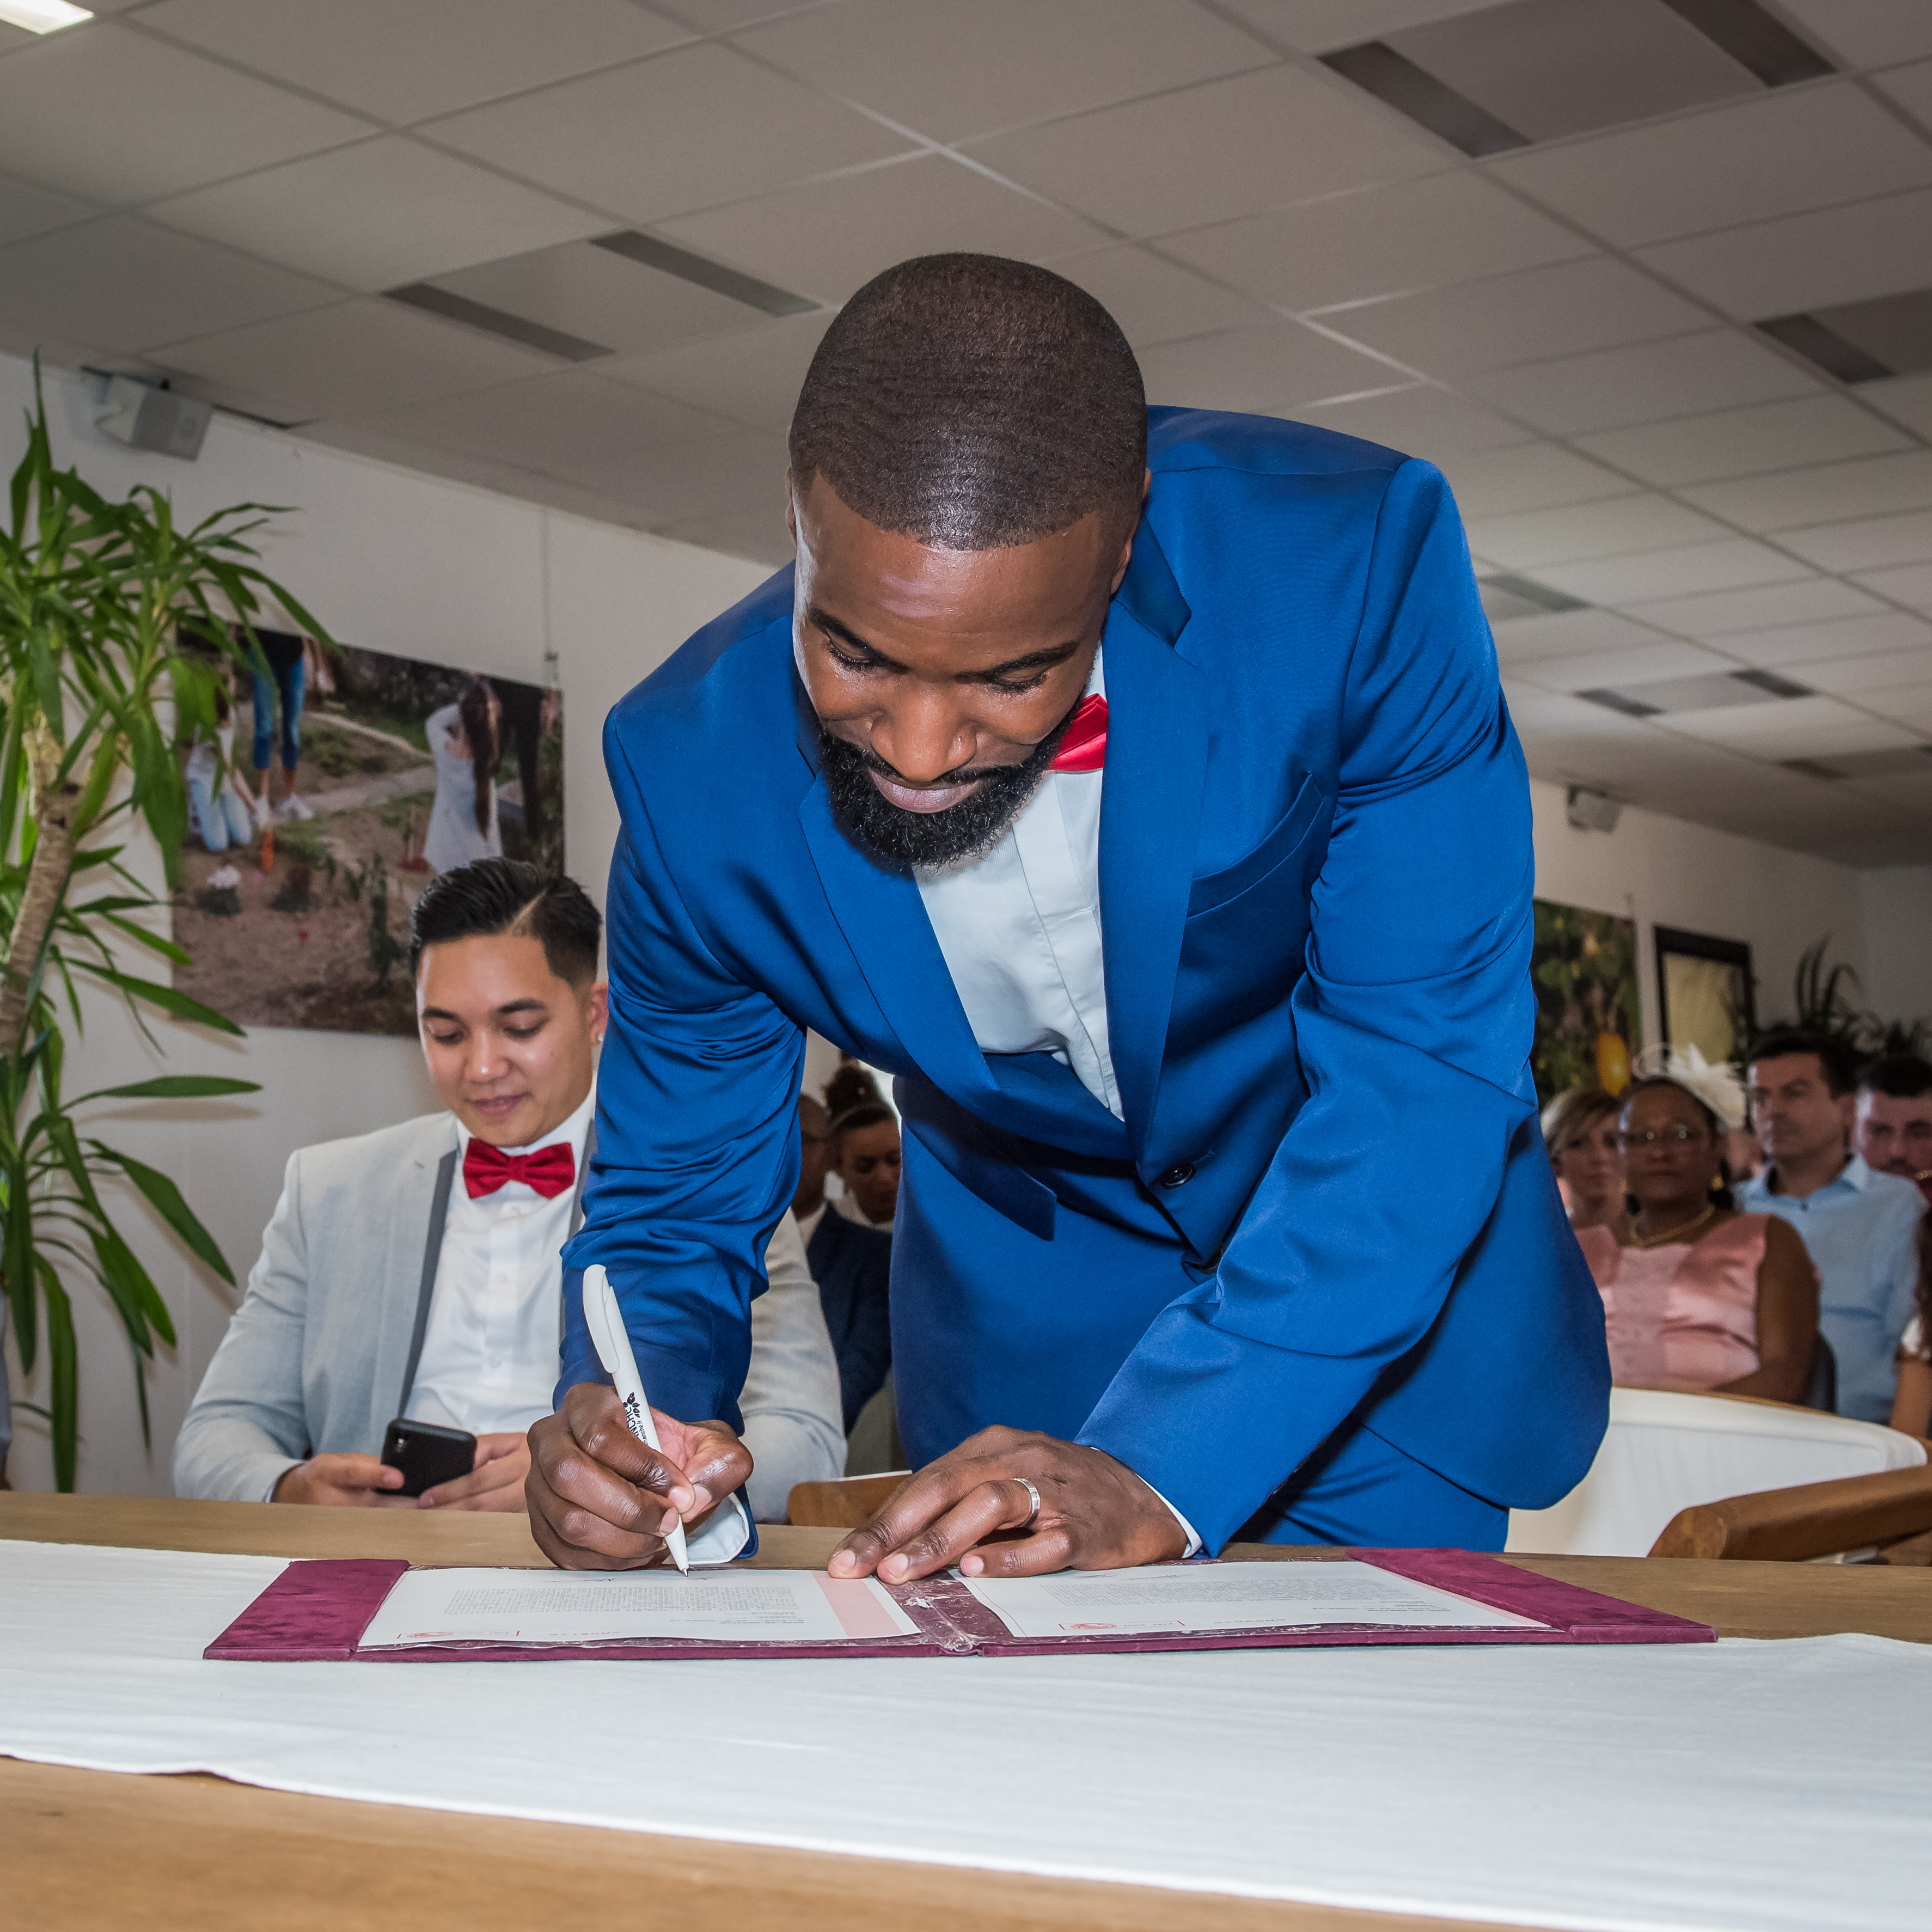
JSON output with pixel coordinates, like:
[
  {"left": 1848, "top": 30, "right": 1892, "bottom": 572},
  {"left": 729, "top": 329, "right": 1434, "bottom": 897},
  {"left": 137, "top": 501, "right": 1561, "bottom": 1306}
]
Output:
[{"left": 0, "top": 2, "right": 91, "bottom": 32}]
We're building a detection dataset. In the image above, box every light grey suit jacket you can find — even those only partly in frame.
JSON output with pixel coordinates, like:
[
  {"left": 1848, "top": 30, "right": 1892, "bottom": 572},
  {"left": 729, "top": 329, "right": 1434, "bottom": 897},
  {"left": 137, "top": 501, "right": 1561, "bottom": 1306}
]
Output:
[{"left": 173, "top": 1110, "right": 845, "bottom": 1519}]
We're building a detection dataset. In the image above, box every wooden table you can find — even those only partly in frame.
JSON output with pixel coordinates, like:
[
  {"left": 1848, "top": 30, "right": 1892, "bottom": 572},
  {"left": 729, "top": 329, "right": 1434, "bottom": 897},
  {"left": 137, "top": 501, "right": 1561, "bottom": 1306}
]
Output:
[{"left": 5, "top": 1494, "right": 1928, "bottom": 1932}]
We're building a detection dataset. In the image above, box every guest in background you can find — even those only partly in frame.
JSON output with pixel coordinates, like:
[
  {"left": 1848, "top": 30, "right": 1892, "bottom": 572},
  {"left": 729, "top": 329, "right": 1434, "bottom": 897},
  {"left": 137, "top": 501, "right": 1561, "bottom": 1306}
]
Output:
[
  {"left": 795, "top": 1093, "right": 892, "bottom": 1433},
  {"left": 824, "top": 1062, "right": 901, "bottom": 1233},
  {"left": 1857, "top": 1055, "right": 1932, "bottom": 1208},
  {"left": 1888, "top": 1217, "right": 1932, "bottom": 1438},
  {"left": 1577, "top": 1063, "right": 1818, "bottom": 1405},
  {"left": 1542, "top": 1087, "right": 1623, "bottom": 1231},
  {"left": 246, "top": 626, "right": 318, "bottom": 826},
  {"left": 1739, "top": 1029, "right": 1924, "bottom": 1423},
  {"left": 174, "top": 860, "right": 843, "bottom": 1529},
  {"left": 424, "top": 676, "right": 504, "bottom": 876}
]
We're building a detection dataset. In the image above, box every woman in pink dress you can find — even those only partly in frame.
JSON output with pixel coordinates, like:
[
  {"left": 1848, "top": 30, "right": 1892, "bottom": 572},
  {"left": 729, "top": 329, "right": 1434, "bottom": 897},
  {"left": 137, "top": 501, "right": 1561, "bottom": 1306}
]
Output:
[{"left": 1576, "top": 1075, "right": 1819, "bottom": 1404}]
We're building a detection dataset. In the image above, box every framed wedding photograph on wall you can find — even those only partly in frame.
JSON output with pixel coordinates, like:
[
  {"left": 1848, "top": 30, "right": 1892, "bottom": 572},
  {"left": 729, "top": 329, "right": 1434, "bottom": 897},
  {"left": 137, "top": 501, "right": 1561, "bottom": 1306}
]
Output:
[{"left": 1654, "top": 927, "right": 1755, "bottom": 1067}]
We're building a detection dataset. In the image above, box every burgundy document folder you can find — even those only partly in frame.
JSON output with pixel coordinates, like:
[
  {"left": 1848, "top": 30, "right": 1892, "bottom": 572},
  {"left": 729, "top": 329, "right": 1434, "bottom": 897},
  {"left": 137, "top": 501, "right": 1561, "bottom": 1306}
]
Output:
[{"left": 205, "top": 1550, "right": 1714, "bottom": 1664}]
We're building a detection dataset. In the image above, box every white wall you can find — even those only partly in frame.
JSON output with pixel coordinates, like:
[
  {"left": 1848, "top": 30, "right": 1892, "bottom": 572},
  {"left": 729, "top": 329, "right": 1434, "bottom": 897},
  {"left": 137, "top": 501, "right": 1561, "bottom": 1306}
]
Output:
[
  {"left": 0, "top": 352, "right": 766, "bottom": 1493},
  {"left": 1858, "top": 867, "right": 1932, "bottom": 1029},
  {"left": 1529, "top": 779, "right": 1882, "bottom": 1048}
]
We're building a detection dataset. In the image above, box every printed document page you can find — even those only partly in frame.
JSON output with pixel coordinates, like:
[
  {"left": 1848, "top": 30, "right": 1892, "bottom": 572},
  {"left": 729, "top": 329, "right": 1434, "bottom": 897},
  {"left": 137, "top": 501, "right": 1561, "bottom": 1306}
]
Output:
[
  {"left": 358, "top": 1567, "right": 920, "bottom": 1649},
  {"left": 964, "top": 1561, "right": 1548, "bottom": 1640}
]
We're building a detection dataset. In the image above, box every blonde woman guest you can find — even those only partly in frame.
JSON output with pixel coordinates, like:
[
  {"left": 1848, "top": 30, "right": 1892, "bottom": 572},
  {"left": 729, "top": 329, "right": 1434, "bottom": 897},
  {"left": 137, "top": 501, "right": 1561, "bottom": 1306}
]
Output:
[
  {"left": 1542, "top": 1086, "right": 1623, "bottom": 1231},
  {"left": 1576, "top": 1059, "right": 1819, "bottom": 1405},
  {"left": 424, "top": 676, "right": 503, "bottom": 877}
]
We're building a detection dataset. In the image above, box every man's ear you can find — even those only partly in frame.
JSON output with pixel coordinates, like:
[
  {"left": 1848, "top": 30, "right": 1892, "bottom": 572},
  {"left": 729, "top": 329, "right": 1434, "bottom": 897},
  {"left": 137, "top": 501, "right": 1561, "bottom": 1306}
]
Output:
[{"left": 587, "top": 980, "right": 610, "bottom": 1048}]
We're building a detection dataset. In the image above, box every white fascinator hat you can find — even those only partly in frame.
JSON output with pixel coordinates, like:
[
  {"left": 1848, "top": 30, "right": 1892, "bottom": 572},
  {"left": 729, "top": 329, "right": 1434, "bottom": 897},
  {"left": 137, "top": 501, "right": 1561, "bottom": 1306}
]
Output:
[{"left": 1629, "top": 1042, "right": 1747, "bottom": 1133}]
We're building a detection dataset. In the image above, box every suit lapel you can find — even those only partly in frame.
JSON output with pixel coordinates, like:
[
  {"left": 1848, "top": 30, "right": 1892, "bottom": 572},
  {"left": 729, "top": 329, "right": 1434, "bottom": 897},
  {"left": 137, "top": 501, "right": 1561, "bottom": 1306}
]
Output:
[{"left": 1097, "top": 519, "right": 1207, "bottom": 1155}]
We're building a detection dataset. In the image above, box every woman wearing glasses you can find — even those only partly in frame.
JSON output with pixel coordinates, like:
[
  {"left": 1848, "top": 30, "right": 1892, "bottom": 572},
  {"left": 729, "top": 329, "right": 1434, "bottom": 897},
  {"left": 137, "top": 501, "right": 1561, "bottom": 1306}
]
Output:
[{"left": 1575, "top": 1055, "right": 1820, "bottom": 1406}]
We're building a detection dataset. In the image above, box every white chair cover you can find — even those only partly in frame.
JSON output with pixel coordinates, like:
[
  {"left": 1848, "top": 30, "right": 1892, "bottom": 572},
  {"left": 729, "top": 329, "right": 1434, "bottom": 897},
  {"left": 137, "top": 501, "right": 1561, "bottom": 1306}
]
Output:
[{"left": 1505, "top": 1387, "right": 1928, "bottom": 1557}]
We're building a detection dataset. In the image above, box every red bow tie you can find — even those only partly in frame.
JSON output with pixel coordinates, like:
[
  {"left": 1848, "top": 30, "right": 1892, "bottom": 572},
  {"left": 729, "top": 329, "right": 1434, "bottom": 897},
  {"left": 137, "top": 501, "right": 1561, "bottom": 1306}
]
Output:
[
  {"left": 1050, "top": 694, "right": 1107, "bottom": 773},
  {"left": 463, "top": 1138, "right": 576, "bottom": 1200}
]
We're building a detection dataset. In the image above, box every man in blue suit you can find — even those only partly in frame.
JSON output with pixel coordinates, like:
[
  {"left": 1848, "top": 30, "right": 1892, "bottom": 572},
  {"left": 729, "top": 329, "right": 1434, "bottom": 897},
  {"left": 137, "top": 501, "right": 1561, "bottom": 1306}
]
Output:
[{"left": 528, "top": 254, "right": 1609, "bottom": 1579}]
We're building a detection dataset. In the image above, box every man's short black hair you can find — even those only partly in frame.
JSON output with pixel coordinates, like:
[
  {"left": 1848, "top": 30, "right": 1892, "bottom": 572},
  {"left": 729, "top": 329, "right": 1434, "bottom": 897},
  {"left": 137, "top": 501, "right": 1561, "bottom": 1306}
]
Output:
[
  {"left": 1748, "top": 1028, "right": 1857, "bottom": 1097},
  {"left": 408, "top": 859, "right": 601, "bottom": 987},
  {"left": 1862, "top": 1054, "right": 1932, "bottom": 1099},
  {"left": 788, "top": 253, "right": 1146, "bottom": 551}
]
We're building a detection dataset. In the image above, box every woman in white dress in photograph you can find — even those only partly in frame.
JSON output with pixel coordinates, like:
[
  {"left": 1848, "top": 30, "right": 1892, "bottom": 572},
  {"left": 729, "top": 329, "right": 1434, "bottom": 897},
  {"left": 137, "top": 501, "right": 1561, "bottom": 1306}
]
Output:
[{"left": 423, "top": 676, "right": 503, "bottom": 876}]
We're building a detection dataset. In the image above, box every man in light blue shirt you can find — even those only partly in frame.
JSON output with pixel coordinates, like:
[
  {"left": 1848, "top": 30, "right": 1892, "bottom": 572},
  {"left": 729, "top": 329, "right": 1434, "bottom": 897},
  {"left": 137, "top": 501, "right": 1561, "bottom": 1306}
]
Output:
[{"left": 1740, "top": 1030, "right": 1924, "bottom": 1423}]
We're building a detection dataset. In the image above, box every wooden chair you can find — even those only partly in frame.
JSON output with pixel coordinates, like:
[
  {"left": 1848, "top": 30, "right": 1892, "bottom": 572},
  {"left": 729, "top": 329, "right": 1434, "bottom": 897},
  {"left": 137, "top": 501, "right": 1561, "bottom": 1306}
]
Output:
[
  {"left": 1649, "top": 1462, "right": 1932, "bottom": 1563},
  {"left": 787, "top": 1471, "right": 909, "bottom": 1529}
]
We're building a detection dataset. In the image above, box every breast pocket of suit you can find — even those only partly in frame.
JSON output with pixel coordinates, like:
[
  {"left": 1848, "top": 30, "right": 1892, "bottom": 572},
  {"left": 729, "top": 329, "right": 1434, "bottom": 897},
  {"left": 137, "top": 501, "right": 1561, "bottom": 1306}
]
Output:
[{"left": 1173, "top": 775, "right": 1334, "bottom": 1042}]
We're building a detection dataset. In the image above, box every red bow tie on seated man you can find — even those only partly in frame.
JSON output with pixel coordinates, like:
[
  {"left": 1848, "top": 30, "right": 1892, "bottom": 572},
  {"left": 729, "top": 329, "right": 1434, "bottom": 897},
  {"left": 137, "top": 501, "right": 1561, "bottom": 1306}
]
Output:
[
  {"left": 463, "top": 1138, "right": 576, "bottom": 1200},
  {"left": 1049, "top": 693, "right": 1106, "bottom": 773}
]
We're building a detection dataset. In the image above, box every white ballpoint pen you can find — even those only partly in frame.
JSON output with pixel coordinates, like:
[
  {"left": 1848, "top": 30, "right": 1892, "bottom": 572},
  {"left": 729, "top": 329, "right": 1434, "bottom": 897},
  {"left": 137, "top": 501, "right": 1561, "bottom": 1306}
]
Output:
[{"left": 582, "top": 1264, "right": 689, "bottom": 1575}]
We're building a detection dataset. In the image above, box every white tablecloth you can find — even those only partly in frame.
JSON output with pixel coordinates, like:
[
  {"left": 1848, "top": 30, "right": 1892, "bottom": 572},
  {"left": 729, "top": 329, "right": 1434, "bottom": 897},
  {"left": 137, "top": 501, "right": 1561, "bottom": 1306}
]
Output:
[{"left": 3, "top": 1540, "right": 1928, "bottom": 1932}]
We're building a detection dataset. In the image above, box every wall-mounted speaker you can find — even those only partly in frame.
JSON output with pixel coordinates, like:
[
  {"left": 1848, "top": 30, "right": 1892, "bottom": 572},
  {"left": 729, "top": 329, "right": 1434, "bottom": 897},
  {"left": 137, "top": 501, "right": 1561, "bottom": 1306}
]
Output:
[
  {"left": 1566, "top": 786, "right": 1623, "bottom": 834},
  {"left": 94, "top": 375, "right": 211, "bottom": 460}
]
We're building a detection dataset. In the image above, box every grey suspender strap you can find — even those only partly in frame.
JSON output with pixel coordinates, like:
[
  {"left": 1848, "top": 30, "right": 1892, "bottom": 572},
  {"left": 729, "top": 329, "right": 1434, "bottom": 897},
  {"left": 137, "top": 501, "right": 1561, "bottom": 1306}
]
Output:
[{"left": 398, "top": 1146, "right": 459, "bottom": 1416}]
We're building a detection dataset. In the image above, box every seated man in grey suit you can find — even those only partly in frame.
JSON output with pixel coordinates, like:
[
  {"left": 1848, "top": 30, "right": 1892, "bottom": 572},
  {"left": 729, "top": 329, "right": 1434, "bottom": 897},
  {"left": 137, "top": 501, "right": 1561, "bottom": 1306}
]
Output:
[{"left": 174, "top": 860, "right": 845, "bottom": 1522}]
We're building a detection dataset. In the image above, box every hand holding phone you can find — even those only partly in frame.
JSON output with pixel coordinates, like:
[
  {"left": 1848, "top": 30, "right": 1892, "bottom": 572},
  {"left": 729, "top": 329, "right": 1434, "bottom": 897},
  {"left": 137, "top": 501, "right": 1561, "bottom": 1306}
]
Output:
[{"left": 381, "top": 1416, "right": 478, "bottom": 1498}]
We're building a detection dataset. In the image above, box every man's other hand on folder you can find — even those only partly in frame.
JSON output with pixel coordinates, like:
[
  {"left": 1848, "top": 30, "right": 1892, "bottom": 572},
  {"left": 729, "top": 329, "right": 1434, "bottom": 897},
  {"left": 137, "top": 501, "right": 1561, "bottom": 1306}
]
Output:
[{"left": 528, "top": 1384, "right": 750, "bottom": 1569}]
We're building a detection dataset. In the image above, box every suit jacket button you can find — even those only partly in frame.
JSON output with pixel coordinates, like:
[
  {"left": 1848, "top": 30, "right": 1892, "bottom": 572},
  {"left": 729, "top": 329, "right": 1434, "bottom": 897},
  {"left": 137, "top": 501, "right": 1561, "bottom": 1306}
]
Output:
[{"left": 1157, "top": 1161, "right": 1195, "bottom": 1189}]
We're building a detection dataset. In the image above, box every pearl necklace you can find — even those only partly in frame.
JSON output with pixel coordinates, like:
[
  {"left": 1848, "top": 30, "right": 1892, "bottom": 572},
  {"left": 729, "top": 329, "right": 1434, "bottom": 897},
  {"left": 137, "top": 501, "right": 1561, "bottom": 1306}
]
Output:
[{"left": 1627, "top": 1203, "right": 1719, "bottom": 1250}]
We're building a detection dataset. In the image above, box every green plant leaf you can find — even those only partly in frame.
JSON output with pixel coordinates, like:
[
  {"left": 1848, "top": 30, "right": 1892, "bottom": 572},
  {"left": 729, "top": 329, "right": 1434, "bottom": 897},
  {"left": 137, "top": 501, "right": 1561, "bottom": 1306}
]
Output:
[
  {"left": 70, "top": 961, "right": 247, "bottom": 1036},
  {"left": 35, "top": 1258, "right": 78, "bottom": 1491},
  {"left": 72, "top": 1075, "right": 259, "bottom": 1104},
  {"left": 97, "top": 1147, "right": 234, "bottom": 1287}
]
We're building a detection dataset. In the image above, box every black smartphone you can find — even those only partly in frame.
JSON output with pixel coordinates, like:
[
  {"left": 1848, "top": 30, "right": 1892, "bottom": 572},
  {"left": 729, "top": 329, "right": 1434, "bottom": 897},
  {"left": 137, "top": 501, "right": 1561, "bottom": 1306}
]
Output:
[{"left": 381, "top": 1416, "right": 477, "bottom": 1498}]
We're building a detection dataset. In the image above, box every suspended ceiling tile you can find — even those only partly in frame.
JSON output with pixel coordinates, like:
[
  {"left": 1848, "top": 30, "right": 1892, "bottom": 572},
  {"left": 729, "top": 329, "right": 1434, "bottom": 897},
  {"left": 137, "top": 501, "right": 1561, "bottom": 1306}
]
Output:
[
  {"left": 656, "top": 0, "right": 822, "bottom": 31},
  {"left": 1466, "top": 493, "right": 1727, "bottom": 568},
  {"left": 1487, "top": 83, "right": 1932, "bottom": 249},
  {"left": 1851, "top": 560, "right": 1932, "bottom": 609},
  {"left": 1720, "top": 608, "right": 1932, "bottom": 666},
  {"left": 1635, "top": 187, "right": 1932, "bottom": 320},
  {"left": 1488, "top": 606, "right": 1677, "bottom": 664},
  {"left": 1661, "top": 693, "right": 1914, "bottom": 748},
  {"left": 1679, "top": 450, "right": 1932, "bottom": 534},
  {"left": 656, "top": 155, "right": 1105, "bottom": 308},
  {"left": 1509, "top": 637, "right": 1739, "bottom": 690},
  {"left": 962, "top": 62, "right": 1447, "bottom": 241},
  {"left": 1324, "top": 254, "right": 1707, "bottom": 376},
  {"left": 1386, "top": 0, "right": 1759, "bottom": 145},
  {"left": 597, "top": 309, "right": 832, "bottom": 434},
  {"left": 1468, "top": 329, "right": 1818, "bottom": 436},
  {"left": 1138, "top": 321, "right": 1401, "bottom": 414},
  {"left": 138, "top": 0, "right": 688, "bottom": 125},
  {"left": 1297, "top": 383, "right": 1529, "bottom": 457},
  {"left": 1533, "top": 537, "right": 1812, "bottom": 605},
  {"left": 425, "top": 239, "right": 776, "bottom": 359},
  {"left": 147, "top": 138, "right": 610, "bottom": 296},
  {"left": 148, "top": 297, "right": 559, "bottom": 424},
  {"left": 1570, "top": 394, "right": 1913, "bottom": 487},
  {"left": 1783, "top": 644, "right": 1932, "bottom": 694},
  {"left": 1856, "top": 682, "right": 1932, "bottom": 729},
  {"left": 1497, "top": 683, "right": 1618, "bottom": 730},
  {"left": 0, "top": 169, "right": 96, "bottom": 249},
  {"left": 1053, "top": 247, "right": 1269, "bottom": 349},
  {"left": 0, "top": 24, "right": 371, "bottom": 205},
  {"left": 738, "top": 0, "right": 1273, "bottom": 143},
  {"left": 1775, "top": 1, "right": 1932, "bottom": 68},
  {"left": 1861, "top": 372, "right": 1932, "bottom": 437},
  {"left": 1879, "top": 59, "right": 1932, "bottom": 132},
  {"left": 1779, "top": 509, "right": 1932, "bottom": 573},
  {"left": 1159, "top": 170, "right": 1588, "bottom": 313},
  {"left": 1624, "top": 577, "right": 1882, "bottom": 638},
  {"left": 1214, "top": 0, "right": 1501, "bottom": 51},
  {"left": 423, "top": 41, "right": 909, "bottom": 227},
  {"left": 0, "top": 215, "right": 340, "bottom": 356},
  {"left": 1433, "top": 441, "right": 1629, "bottom": 518}
]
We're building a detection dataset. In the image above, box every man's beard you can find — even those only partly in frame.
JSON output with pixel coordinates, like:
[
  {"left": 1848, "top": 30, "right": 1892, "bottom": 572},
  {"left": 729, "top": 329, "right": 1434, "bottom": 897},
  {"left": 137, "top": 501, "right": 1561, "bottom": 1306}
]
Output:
[{"left": 819, "top": 701, "right": 1079, "bottom": 871}]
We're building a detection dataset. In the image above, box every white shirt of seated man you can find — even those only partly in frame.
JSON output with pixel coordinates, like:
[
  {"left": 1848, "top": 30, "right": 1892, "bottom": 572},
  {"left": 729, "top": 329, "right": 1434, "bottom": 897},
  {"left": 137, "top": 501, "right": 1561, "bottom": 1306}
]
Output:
[{"left": 277, "top": 905, "right": 836, "bottom": 1557}]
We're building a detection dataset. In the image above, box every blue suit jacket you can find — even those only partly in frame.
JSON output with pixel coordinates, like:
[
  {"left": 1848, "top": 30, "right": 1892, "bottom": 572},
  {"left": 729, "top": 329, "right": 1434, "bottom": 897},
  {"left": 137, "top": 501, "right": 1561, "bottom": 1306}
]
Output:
[
  {"left": 805, "top": 1209, "right": 894, "bottom": 1432},
  {"left": 562, "top": 407, "right": 1610, "bottom": 1553}
]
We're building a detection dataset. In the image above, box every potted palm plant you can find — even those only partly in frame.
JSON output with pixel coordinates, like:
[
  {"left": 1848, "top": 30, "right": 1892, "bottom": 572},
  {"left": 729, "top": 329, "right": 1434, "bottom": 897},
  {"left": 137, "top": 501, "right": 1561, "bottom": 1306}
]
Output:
[{"left": 0, "top": 369, "right": 329, "bottom": 1488}]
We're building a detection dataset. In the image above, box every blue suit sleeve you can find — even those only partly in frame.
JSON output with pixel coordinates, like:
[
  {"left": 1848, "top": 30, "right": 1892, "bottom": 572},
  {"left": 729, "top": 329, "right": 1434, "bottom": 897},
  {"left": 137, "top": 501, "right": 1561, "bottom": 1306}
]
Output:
[
  {"left": 558, "top": 719, "right": 804, "bottom": 1427},
  {"left": 1078, "top": 460, "right": 1541, "bottom": 1549}
]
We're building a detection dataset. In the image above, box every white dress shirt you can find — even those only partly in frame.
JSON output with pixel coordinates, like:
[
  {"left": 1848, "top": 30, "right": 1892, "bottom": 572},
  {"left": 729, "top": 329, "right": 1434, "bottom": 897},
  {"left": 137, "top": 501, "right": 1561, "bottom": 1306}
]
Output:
[
  {"left": 916, "top": 651, "right": 1121, "bottom": 1118},
  {"left": 408, "top": 1088, "right": 597, "bottom": 1440}
]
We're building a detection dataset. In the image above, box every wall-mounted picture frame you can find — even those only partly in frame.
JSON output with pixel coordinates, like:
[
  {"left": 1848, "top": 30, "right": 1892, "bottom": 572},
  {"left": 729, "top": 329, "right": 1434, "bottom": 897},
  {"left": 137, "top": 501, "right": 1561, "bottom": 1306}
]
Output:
[
  {"left": 1654, "top": 927, "right": 1756, "bottom": 1067},
  {"left": 1530, "top": 899, "right": 1642, "bottom": 1104}
]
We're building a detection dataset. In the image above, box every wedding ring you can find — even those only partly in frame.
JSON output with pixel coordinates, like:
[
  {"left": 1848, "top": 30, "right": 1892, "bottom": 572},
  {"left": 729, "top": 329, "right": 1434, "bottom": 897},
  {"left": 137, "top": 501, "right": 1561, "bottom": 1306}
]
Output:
[{"left": 1012, "top": 1476, "right": 1042, "bottom": 1531}]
